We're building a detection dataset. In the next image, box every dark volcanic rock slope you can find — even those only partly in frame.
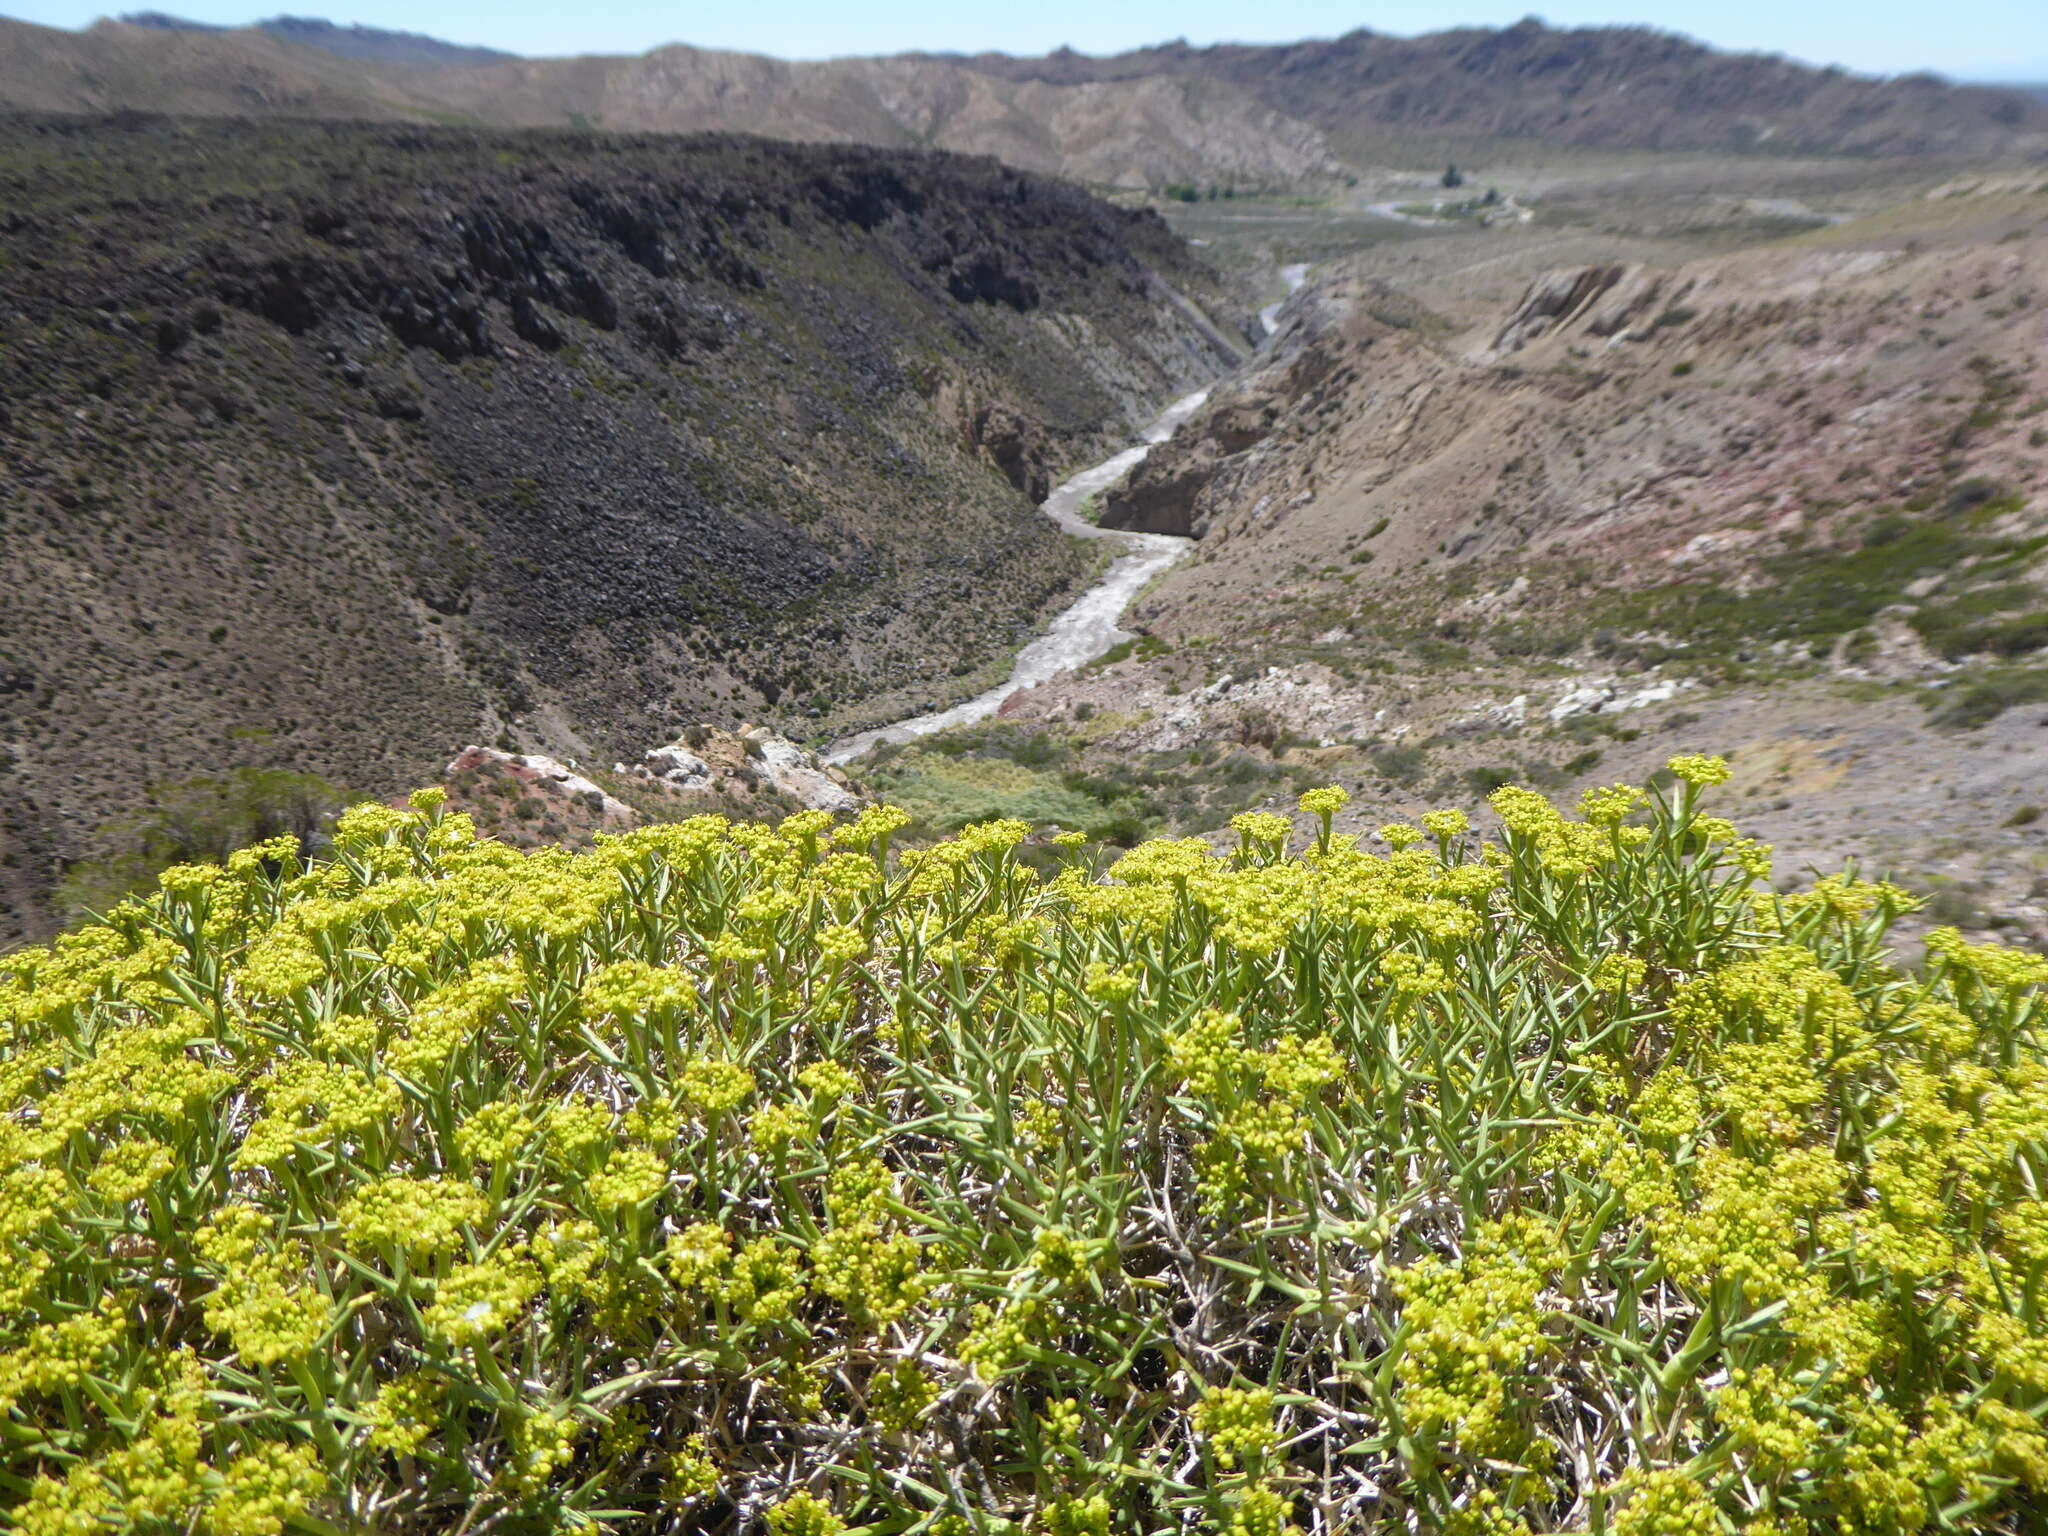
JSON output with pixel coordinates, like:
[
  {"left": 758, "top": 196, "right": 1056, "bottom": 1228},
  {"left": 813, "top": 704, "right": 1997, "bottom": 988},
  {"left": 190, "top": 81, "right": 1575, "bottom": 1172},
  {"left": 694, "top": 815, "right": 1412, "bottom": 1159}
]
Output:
[{"left": 0, "top": 115, "right": 1242, "bottom": 940}]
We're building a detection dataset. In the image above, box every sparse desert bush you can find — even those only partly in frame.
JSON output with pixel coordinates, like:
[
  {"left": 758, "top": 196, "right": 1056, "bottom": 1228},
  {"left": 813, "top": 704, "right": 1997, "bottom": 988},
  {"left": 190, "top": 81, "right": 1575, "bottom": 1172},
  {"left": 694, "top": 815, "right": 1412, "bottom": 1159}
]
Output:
[
  {"left": 54, "top": 767, "right": 349, "bottom": 920},
  {"left": 1085, "top": 633, "right": 1170, "bottom": 673},
  {"left": 4, "top": 766, "right": 2048, "bottom": 1534},
  {"left": 1212, "top": 750, "right": 1280, "bottom": 788},
  {"left": 1944, "top": 477, "right": 2018, "bottom": 519},
  {"left": 1227, "top": 705, "right": 1285, "bottom": 750},
  {"left": 1910, "top": 585, "right": 2048, "bottom": 661},
  {"left": 1490, "top": 622, "right": 1572, "bottom": 659},
  {"left": 1930, "top": 665, "right": 2048, "bottom": 730},
  {"left": 1371, "top": 741, "right": 1430, "bottom": 784},
  {"left": 1921, "top": 880, "right": 1993, "bottom": 929},
  {"left": 1461, "top": 763, "right": 1516, "bottom": 797}
]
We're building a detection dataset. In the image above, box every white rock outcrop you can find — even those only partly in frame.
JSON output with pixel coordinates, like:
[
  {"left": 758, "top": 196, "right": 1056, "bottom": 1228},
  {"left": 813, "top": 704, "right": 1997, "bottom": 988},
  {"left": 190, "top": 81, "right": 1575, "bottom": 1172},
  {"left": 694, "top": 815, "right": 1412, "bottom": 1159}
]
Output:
[
  {"left": 637, "top": 726, "right": 861, "bottom": 815},
  {"left": 642, "top": 745, "right": 714, "bottom": 791},
  {"left": 748, "top": 732, "right": 860, "bottom": 815},
  {"left": 446, "top": 747, "right": 637, "bottom": 823},
  {"left": 1548, "top": 674, "right": 1695, "bottom": 724}
]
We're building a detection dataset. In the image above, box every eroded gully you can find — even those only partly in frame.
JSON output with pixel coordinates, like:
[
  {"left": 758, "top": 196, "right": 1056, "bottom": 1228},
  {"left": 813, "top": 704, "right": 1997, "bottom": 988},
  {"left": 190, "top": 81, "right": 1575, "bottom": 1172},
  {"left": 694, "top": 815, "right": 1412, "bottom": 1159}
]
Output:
[{"left": 825, "top": 266, "right": 1310, "bottom": 766}]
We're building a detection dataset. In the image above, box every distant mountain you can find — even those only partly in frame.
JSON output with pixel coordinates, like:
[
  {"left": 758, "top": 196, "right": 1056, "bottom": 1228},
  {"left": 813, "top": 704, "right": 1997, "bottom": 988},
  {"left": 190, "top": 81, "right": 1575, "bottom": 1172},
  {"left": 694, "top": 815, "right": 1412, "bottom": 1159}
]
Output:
[
  {"left": 0, "top": 15, "right": 448, "bottom": 119},
  {"left": 0, "top": 16, "right": 449, "bottom": 120},
  {"left": 942, "top": 23, "right": 2048, "bottom": 161},
  {"left": 0, "top": 16, "right": 1347, "bottom": 187},
  {"left": 119, "top": 11, "right": 515, "bottom": 68},
  {"left": 1, "top": 16, "right": 2043, "bottom": 189}
]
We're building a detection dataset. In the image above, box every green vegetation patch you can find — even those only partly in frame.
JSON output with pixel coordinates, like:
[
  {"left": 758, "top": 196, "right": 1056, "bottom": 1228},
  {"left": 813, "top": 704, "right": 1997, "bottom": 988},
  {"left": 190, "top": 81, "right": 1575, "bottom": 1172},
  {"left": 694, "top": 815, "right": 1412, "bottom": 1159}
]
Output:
[
  {"left": 1909, "top": 587, "right": 2048, "bottom": 662},
  {"left": 1485, "top": 484, "right": 2044, "bottom": 680},
  {"left": 860, "top": 745, "right": 1111, "bottom": 840},
  {"left": 1925, "top": 663, "right": 2048, "bottom": 731},
  {"left": 4, "top": 769, "right": 2048, "bottom": 1531},
  {"left": 1083, "top": 632, "right": 1171, "bottom": 673},
  {"left": 864, "top": 723, "right": 1322, "bottom": 848},
  {"left": 55, "top": 767, "right": 350, "bottom": 921}
]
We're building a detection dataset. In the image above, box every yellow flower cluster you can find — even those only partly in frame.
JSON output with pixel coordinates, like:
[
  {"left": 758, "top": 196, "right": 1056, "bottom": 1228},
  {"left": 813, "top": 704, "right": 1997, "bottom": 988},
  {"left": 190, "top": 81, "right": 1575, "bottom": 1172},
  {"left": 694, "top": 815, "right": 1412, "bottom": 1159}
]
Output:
[
  {"left": 1194, "top": 1385, "right": 1280, "bottom": 1469},
  {"left": 339, "top": 1175, "right": 488, "bottom": 1260},
  {"left": 0, "top": 771, "right": 2038, "bottom": 1535},
  {"left": 1390, "top": 1215, "right": 1565, "bottom": 1459}
]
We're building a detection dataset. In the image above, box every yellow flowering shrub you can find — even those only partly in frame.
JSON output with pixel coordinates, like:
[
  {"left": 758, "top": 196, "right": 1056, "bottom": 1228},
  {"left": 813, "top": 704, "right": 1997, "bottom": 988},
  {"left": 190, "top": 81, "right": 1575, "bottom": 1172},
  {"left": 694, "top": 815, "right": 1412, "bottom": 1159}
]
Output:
[{"left": 0, "top": 770, "right": 2043, "bottom": 1533}]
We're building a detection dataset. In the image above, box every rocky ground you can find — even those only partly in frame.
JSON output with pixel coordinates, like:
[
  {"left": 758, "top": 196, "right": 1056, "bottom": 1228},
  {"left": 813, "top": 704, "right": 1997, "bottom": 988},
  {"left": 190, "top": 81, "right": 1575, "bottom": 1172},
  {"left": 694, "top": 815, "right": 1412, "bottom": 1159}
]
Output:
[{"left": 439, "top": 725, "right": 862, "bottom": 850}]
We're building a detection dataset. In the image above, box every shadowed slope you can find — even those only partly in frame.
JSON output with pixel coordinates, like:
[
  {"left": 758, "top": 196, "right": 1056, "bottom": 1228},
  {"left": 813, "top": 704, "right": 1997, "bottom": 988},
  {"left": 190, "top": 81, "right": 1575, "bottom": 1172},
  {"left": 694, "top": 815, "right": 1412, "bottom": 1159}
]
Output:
[{"left": 0, "top": 115, "right": 1242, "bottom": 942}]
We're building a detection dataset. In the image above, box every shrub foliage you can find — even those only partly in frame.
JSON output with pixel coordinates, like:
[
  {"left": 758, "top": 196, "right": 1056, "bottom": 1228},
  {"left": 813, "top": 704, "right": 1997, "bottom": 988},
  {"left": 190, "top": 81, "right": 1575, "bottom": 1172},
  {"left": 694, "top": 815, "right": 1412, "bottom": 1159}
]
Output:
[
  {"left": 2, "top": 762, "right": 2047, "bottom": 1535},
  {"left": 54, "top": 767, "right": 350, "bottom": 922}
]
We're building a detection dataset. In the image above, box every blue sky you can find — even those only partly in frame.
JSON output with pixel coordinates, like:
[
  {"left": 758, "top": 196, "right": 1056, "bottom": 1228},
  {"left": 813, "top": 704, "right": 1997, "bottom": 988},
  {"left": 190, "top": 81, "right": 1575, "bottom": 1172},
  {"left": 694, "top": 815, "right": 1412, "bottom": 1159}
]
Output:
[{"left": 7, "top": 2, "right": 2044, "bottom": 80}]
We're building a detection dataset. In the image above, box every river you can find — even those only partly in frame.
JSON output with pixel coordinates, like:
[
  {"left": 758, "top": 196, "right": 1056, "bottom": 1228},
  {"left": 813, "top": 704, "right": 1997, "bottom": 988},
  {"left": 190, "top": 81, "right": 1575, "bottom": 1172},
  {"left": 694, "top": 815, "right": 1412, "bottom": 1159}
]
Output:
[
  {"left": 824, "top": 388, "right": 1212, "bottom": 764},
  {"left": 823, "top": 268, "right": 1318, "bottom": 770},
  {"left": 1260, "top": 263, "right": 1310, "bottom": 335},
  {"left": 825, "top": 265, "right": 1315, "bottom": 765}
]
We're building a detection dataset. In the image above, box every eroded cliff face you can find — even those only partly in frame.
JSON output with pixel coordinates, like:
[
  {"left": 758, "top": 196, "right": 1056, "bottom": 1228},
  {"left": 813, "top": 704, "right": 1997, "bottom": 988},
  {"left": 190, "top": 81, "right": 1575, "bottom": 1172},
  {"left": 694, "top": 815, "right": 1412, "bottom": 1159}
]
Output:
[
  {"left": 1106, "top": 194, "right": 2048, "bottom": 649},
  {"left": 0, "top": 116, "right": 1245, "bottom": 940},
  {"left": 1099, "top": 326, "right": 1360, "bottom": 539}
]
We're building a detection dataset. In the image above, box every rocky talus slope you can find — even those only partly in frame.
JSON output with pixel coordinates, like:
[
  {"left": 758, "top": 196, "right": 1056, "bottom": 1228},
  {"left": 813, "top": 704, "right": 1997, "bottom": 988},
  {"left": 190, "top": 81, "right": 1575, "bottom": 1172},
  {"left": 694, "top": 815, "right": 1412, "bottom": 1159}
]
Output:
[{"left": 0, "top": 116, "right": 1243, "bottom": 942}]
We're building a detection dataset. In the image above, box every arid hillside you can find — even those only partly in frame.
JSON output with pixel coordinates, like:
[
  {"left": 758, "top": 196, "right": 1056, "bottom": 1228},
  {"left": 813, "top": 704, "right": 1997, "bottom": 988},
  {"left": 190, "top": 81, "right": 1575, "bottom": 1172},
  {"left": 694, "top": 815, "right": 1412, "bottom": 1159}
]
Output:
[
  {"left": 1112, "top": 178, "right": 2048, "bottom": 646},
  {"left": 0, "top": 114, "right": 1243, "bottom": 942},
  {"left": 953, "top": 21, "right": 2048, "bottom": 161},
  {"left": 0, "top": 16, "right": 1348, "bottom": 190},
  {"left": 410, "top": 51, "right": 1347, "bottom": 192},
  {"left": 3, "top": 14, "right": 2045, "bottom": 189},
  {"left": 871, "top": 178, "right": 2048, "bottom": 946}
]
